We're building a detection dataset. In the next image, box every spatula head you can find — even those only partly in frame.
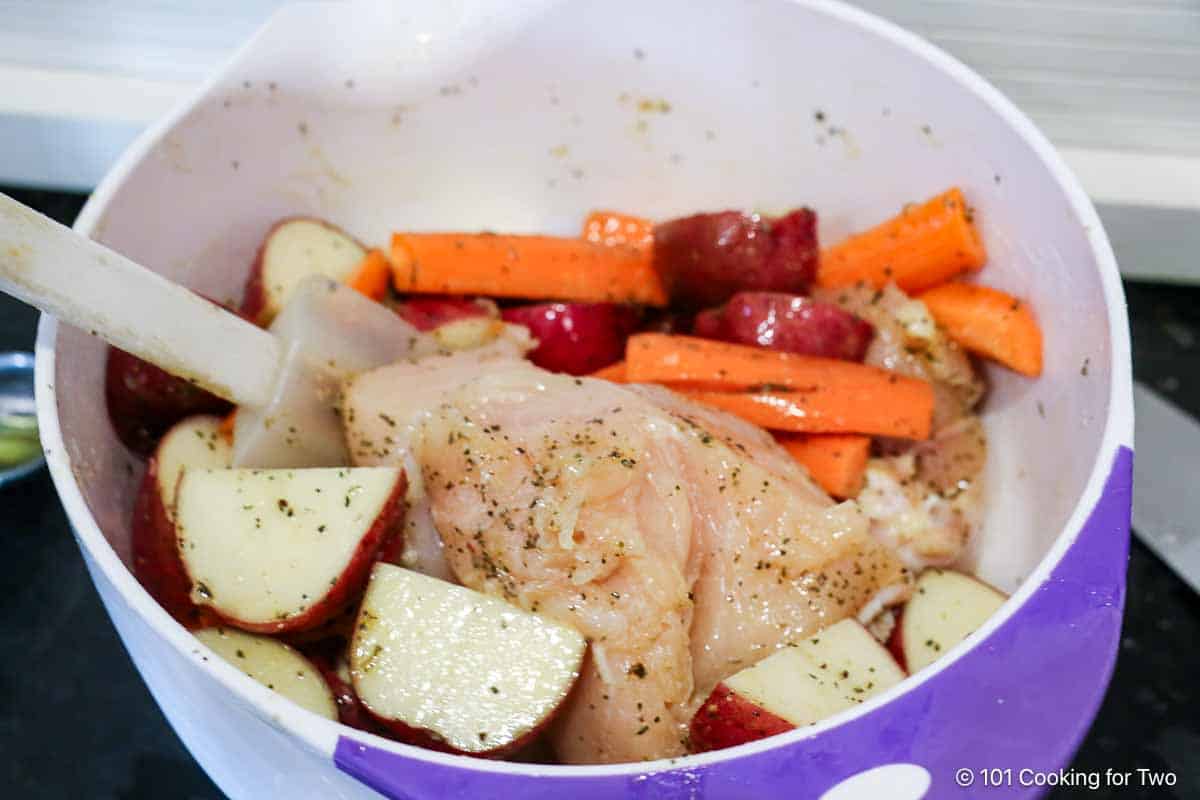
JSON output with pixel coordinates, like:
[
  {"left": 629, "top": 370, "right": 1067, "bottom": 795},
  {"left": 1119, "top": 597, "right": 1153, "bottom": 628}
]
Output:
[{"left": 232, "top": 277, "right": 422, "bottom": 468}]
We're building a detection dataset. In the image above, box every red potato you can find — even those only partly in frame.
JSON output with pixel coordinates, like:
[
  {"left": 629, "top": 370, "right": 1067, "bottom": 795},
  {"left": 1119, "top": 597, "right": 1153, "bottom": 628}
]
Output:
[
  {"left": 501, "top": 302, "right": 641, "bottom": 375},
  {"left": 393, "top": 296, "right": 494, "bottom": 331},
  {"left": 376, "top": 518, "right": 409, "bottom": 566},
  {"left": 242, "top": 217, "right": 367, "bottom": 325},
  {"left": 131, "top": 415, "right": 232, "bottom": 627},
  {"left": 175, "top": 467, "right": 406, "bottom": 634},
  {"left": 689, "top": 684, "right": 796, "bottom": 751},
  {"left": 690, "top": 619, "right": 905, "bottom": 752},
  {"left": 692, "top": 307, "right": 725, "bottom": 340},
  {"left": 351, "top": 564, "right": 586, "bottom": 756},
  {"left": 695, "top": 292, "right": 874, "bottom": 361},
  {"left": 653, "top": 208, "right": 819, "bottom": 307},
  {"left": 507, "top": 734, "right": 559, "bottom": 764},
  {"left": 194, "top": 627, "right": 338, "bottom": 720},
  {"left": 639, "top": 308, "right": 693, "bottom": 335},
  {"left": 106, "top": 346, "right": 233, "bottom": 456},
  {"left": 889, "top": 569, "right": 1007, "bottom": 673},
  {"left": 278, "top": 603, "right": 359, "bottom": 648},
  {"left": 303, "top": 642, "right": 378, "bottom": 732}
]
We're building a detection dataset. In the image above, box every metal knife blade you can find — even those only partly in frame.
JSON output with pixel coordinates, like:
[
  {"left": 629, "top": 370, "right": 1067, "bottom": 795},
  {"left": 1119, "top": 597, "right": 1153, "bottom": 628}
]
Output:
[{"left": 1133, "top": 381, "right": 1200, "bottom": 593}]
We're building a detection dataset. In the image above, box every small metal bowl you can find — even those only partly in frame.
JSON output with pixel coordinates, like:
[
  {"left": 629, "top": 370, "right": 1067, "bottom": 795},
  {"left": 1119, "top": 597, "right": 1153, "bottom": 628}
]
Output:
[{"left": 0, "top": 352, "right": 44, "bottom": 487}]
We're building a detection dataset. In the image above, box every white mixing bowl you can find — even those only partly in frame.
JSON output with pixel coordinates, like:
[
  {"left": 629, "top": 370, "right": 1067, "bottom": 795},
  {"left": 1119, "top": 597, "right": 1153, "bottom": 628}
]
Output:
[{"left": 35, "top": 1, "right": 1133, "bottom": 797}]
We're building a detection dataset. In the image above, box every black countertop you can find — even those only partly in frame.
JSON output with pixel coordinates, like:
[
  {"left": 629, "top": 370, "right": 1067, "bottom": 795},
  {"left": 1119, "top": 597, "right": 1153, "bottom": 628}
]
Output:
[{"left": 1, "top": 187, "right": 1196, "bottom": 799}]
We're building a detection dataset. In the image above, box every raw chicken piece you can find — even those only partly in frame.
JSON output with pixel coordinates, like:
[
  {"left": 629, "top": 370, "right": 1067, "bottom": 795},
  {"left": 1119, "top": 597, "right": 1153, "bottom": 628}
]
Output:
[
  {"left": 816, "top": 284, "right": 988, "bottom": 569},
  {"left": 815, "top": 283, "right": 983, "bottom": 430},
  {"left": 622, "top": 385, "right": 907, "bottom": 694},
  {"left": 343, "top": 358, "right": 907, "bottom": 764},
  {"left": 343, "top": 329, "right": 531, "bottom": 582},
  {"left": 858, "top": 416, "right": 987, "bottom": 570}
]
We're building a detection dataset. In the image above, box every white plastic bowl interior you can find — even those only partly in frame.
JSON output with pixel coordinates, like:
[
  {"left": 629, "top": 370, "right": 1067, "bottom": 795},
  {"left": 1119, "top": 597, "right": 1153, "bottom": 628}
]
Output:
[{"left": 35, "top": 1, "right": 1132, "bottom": 798}]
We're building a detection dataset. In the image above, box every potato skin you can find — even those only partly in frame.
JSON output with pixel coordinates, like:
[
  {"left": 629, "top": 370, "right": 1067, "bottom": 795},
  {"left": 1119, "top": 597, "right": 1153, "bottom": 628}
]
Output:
[
  {"left": 887, "top": 609, "right": 909, "bottom": 672},
  {"left": 688, "top": 682, "right": 795, "bottom": 752},
  {"left": 357, "top": 682, "right": 569, "bottom": 759},
  {"left": 394, "top": 297, "right": 492, "bottom": 331},
  {"left": 240, "top": 240, "right": 268, "bottom": 326},
  {"left": 654, "top": 208, "right": 819, "bottom": 308},
  {"left": 130, "top": 461, "right": 216, "bottom": 628},
  {"left": 501, "top": 302, "right": 640, "bottom": 375},
  {"left": 106, "top": 347, "right": 232, "bottom": 456},
  {"left": 303, "top": 643, "right": 380, "bottom": 733},
  {"left": 693, "top": 292, "right": 874, "bottom": 361},
  {"left": 277, "top": 604, "right": 358, "bottom": 648}
]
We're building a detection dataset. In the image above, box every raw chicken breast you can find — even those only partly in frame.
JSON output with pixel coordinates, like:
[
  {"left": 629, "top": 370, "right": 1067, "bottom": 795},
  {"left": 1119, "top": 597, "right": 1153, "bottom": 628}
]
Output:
[
  {"left": 622, "top": 386, "right": 906, "bottom": 694},
  {"left": 815, "top": 283, "right": 983, "bottom": 430},
  {"left": 345, "top": 331, "right": 531, "bottom": 581},
  {"left": 859, "top": 416, "right": 987, "bottom": 569},
  {"left": 816, "top": 283, "right": 987, "bottom": 569},
  {"left": 342, "top": 357, "right": 907, "bottom": 763}
]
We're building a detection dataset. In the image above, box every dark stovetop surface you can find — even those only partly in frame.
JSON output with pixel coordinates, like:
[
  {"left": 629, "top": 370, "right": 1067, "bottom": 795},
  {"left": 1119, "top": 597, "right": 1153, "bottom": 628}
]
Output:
[{"left": 1, "top": 186, "right": 1196, "bottom": 799}]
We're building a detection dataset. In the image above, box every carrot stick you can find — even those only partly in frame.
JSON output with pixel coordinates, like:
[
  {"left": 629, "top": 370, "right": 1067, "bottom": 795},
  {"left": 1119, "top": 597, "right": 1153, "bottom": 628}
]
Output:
[
  {"left": 218, "top": 410, "right": 237, "bottom": 443},
  {"left": 683, "top": 389, "right": 931, "bottom": 439},
  {"left": 817, "top": 188, "right": 986, "bottom": 293},
  {"left": 775, "top": 433, "right": 870, "bottom": 498},
  {"left": 627, "top": 332, "right": 927, "bottom": 392},
  {"left": 590, "top": 361, "right": 628, "bottom": 382},
  {"left": 391, "top": 233, "right": 668, "bottom": 306},
  {"left": 582, "top": 211, "right": 654, "bottom": 248},
  {"left": 919, "top": 282, "right": 1043, "bottom": 377},
  {"left": 626, "top": 334, "right": 933, "bottom": 439},
  {"left": 346, "top": 249, "right": 391, "bottom": 301}
]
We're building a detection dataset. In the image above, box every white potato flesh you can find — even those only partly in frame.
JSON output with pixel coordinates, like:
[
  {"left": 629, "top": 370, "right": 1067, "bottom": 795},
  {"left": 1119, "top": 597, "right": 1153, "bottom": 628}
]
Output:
[
  {"left": 901, "top": 569, "right": 1006, "bottom": 672},
  {"left": 726, "top": 619, "right": 905, "bottom": 727},
  {"left": 194, "top": 626, "right": 337, "bottom": 720},
  {"left": 175, "top": 467, "right": 401, "bottom": 624},
  {"left": 351, "top": 564, "right": 586, "bottom": 753},
  {"left": 154, "top": 415, "right": 232, "bottom": 519},
  {"left": 261, "top": 219, "right": 365, "bottom": 317}
]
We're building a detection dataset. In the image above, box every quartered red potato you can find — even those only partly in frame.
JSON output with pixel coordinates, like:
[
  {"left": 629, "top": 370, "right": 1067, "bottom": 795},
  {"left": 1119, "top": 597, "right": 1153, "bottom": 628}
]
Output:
[{"left": 109, "top": 189, "right": 1041, "bottom": 764}]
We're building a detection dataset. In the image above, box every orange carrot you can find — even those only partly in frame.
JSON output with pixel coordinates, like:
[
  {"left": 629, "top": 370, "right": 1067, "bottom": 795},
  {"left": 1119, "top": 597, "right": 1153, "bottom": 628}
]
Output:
[
  {"left": 919, "top": 282, "right": 1043, "bottom": 377},
  {"left": 625, "top": 334, "right": 934, "bottom": 439},
  {"left": 391, "top": 233, "right": 668, "bottom": 307},
  {"left": 582, "top": 211, "right": 654, "bottom": 248},
  {"left": 218, "top": 410, "right": 237, "bottom": 443},
  {"left": 627, "top": 331, "right": 926, "bottom": 391},
  {"left": 818, "top": 188, "right": 986, "bottom": 293},
  {"left": 682, "top": 389, "right": 931, "bottom": 439},
  {"left": 590, "top": 361, "right": 628, "bottom": 382},
  {"left": 776, "top": 433, "right": 871, "bottom": 498},
  {"left": 346, "top": 249, "right": 391, "bottom": 301}
]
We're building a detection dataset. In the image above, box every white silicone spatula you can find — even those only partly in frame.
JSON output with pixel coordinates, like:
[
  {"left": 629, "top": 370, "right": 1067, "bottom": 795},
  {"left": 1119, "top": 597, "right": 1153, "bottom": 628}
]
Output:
[{"left": 0, "top": 192, "right": 422, "bottom": 467}]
